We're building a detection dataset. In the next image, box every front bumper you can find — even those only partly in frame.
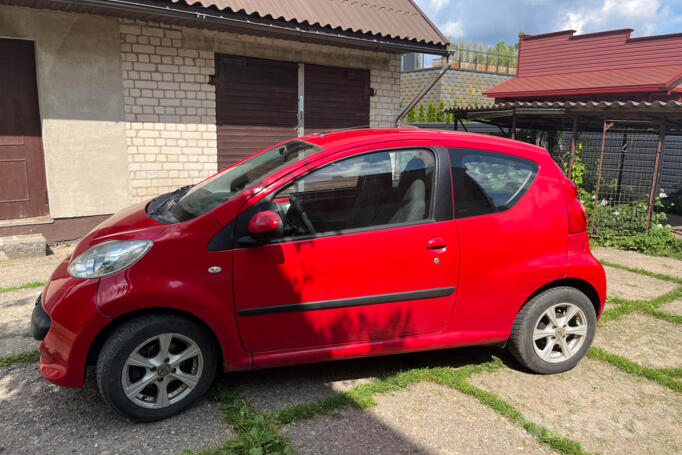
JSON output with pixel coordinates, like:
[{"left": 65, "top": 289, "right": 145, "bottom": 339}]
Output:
[
  {"left": 35, "top": 259, "right": 110, "bottom": 388},
  {"left": 31, "top": 294, "right": 51, "bottom": 340}
]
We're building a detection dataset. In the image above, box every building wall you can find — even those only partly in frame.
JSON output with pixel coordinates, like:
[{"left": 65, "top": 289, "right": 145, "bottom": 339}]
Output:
[
  {"left": 401, "top": 68, "right": 509, "bottom": 110},
  {"left": 0, "top": 6, "right": 130, "bottom": 219},
  {"left": 121, "top": 20, "right": 402, "bottom": 202}
]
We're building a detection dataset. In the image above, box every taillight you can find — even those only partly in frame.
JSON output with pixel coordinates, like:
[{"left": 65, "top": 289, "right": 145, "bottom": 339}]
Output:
[{"left": 562, "top": 178, "right": 588, "bottom": 233}]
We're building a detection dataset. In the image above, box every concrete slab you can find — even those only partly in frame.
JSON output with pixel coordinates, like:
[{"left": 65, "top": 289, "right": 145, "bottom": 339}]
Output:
[
  {"left": 284, "top": 381, "right": 556, "bottom": 455},
  {"left": 0, "top": 244, "right": 74, "bottom": 288},
  {"left": 594, "top": 312, "right": 682, "bottom": 368},
  {"left": 594, "top": 247, "right": 682, "bottom": 280},
  {"left": 0, "top": 363, "right": 233, "bottom": 455},
  {"left": 604, "top": 266, "right": 676, "bottom": 301},
  {"left": 470, "top": 359, "right": 682, "bottom": 455},
  {"left": 0, "top": 235, "right": 47, "bottom": 261},
  {"left": 0, "top": 288, "right": 41, "bottom": 338},
  {"left": 0, "top": 335, "right": 38, "bottom": 358},
  {"left": 659, "top": 299, "right": 682, "bottom": 316}
]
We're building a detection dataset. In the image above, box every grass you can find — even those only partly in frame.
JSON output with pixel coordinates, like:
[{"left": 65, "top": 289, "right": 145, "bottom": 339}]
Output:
[
  {"left": 0, "top": 281, "right": 44, "bottom": 294},
  {"left": 0, "top": 349, "right": 40, "bottom": 368},
  {"left": 587, "top": 347, "right": 681, "bottom": 393},
  {"left": 599, "top": 261, "right": 682, "bottom": 284},
  {"left": 599, "top": 285, "right": 682, "bottom": 324},
  {"left": 192, "top": 357, "right": 594, "bottom": 455}
]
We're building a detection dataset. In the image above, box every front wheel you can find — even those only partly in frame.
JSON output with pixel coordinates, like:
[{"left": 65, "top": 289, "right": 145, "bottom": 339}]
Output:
[
  {"left": 508, "top": 287, "right": 596, "bottom": 374},
  {"left": 96, "top": 314, "right": 218, "bottom": 421}
]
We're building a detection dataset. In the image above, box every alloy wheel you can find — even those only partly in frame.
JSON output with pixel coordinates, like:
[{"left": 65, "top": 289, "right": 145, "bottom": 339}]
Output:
[
  {"left": 532, "top": 303, "right": 588, "bottom": 363},
  {"left": 121, "top": 333, "right": 203, "bottom": 409}
]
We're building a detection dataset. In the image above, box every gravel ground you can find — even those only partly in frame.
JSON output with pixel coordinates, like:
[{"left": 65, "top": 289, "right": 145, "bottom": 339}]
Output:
[
  {"left": 0, "top": 288, "right": 41, "bottom": 338},
  {"left": 659, "top": 299, "right": 682, "bottom": 316},
  {"left": 594, "top": 312, "right": 682, "bottom": 368},
  {"left": 284, "top": 381, "right": 556, "bottom": 455},
  {"left": 0, "top": 335, "right": 39, "bottom": 358},
  {"left": 593, "top": 247, "right": 682, "bottom": 279},
  {"left": 604, "top": 266, "right": 676, "bottom": 300},
  {"left": 0, "top": 244, "right": 74, "bottom": 288},
  {"left": 470, "top": 358, "right": 682, "bottom": 455},
  {"left": 0, "top": 363, "right": 233, "bottom": 455}
]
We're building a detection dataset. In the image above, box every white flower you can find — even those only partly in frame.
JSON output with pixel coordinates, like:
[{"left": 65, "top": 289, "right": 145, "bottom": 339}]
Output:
[
  {"left": 657, "top": 223, "right": 663, "bottom": 228},
  {"left": 613, "top": 211, "right": 620, "bottom": 216},
  {"left": 600, "top": 199, "right": 608, "bottom": 206},
  {"left": 666, "top": 224, "right": 672, "bottom": 228},
  {"left": 659, "top": 192, "right": 667, "bottom": 198},
  {"left": 592, "top": 195, "right": 596, "bottom": 200}
]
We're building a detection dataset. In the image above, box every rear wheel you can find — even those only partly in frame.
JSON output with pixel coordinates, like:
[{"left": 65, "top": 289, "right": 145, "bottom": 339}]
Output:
[
  {"left": 508, "top": 287, "right": 596, "bottom": 374},
  {"left": 96, "top": 314, "right": 217, "bottom": 421}
]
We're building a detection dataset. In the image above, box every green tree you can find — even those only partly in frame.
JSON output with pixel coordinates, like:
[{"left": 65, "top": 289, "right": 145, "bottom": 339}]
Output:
[
  {"left": 407, "top": 106, "right": 417, "bottom": 122},
  {"left": 426, "top": 102, "right": 437, "bottom": 122},
  {"left": 417, "top": 103, "right": 426, "bottom": 122},
  {"left": 437, "top": 101, "right": 446, "bottom": 122}
]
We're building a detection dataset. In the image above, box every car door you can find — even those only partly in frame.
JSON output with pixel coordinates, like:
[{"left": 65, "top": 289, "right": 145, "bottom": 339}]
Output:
[{"left": 232, "top": 143, "right": 459, "bottom": 352}]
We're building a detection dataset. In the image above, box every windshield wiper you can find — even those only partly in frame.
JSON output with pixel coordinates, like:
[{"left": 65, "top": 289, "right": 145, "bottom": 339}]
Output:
[{"left": 148, "top": 185, "right": 194, "bottom": 217}]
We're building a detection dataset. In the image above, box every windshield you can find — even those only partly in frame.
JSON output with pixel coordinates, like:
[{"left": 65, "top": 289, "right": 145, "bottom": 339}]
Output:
[{"left": 163, "top": 140, "right": 322, "bottom": 222}]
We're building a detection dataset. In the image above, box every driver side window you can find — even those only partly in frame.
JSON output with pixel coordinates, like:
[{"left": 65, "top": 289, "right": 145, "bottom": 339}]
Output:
[{"left": 272, "top": 148, "right": 436, "bottom": 238}]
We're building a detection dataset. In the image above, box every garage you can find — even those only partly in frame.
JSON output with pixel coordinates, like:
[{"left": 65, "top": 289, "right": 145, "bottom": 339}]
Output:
[{"left": 215, "top": 54, "right": 370, "bottom": 169}]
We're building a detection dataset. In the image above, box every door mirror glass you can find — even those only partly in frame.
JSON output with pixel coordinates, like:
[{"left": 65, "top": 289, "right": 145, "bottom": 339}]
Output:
[{"left": 247, "top": 210, "right": 283, "bottom": 241}]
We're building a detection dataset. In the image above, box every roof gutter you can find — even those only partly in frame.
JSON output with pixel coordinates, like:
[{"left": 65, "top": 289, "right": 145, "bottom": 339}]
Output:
[
  {"left": 53, "top": 0, "right": 449, "bottom": 55},
  {"left": 395, "top": 53, "right": 452, "bottom": 126}
]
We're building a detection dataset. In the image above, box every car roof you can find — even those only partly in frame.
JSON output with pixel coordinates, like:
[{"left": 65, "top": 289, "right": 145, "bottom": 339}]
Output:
[{"left": 301, "top": 128, "right": 549, "bottom": 158}]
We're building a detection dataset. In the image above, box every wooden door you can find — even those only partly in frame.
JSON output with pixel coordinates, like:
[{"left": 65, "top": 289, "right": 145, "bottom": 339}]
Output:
[{"left": 0, "top": 39, "right": 49, "bottom": 220}]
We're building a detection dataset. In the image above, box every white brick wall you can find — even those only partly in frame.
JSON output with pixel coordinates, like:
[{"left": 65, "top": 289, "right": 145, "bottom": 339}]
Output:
[{"left": 120, "top": 19, "right": 401, "bottom": 203}]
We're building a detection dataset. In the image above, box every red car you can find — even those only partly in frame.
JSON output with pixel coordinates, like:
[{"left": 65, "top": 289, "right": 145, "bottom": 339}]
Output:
[{"left": 31, "top": 128, "right": 605, "bottom": 421}]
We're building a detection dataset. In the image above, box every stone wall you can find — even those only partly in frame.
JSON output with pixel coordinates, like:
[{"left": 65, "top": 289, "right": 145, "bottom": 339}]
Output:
[
  {"left": 401, "top": 68, "right": 510, "bottom": 110},
  {"left": 120, "top": 19, "right": 402, "bottom": 202}
]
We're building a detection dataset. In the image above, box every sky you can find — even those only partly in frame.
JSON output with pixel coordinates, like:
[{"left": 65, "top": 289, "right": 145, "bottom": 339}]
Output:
[{"left": 414, "top": 0, "right": 682, "bottom": 46}]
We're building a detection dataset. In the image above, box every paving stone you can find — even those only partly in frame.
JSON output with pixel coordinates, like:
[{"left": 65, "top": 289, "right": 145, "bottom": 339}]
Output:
[
  {"left": 0, "top": 363, "right": 233, "bottom": 455},
  {"left": 593, "top": 247, "right": 682, "bottom": 280},
  {"left": 0, "top": 244, "right": 74, "bottom": 288},
  {"left": 659, "top": 299, "right": 682, "bottom": 316},
  {"left": 470, "top": 359, "right": 682, "bottom": 455},
  {"left": 0, "top": 334, "right": 39, "bottom": 358},
  {"left": 594, "top": 312, "right": 682, "bottom": 368},
  {"left": 604, "top": 266, "right": 676, "bottom": 300},
  {"left": 235, "top": 356, "right": 407, "bottom": 413},
  {"left": 0, "top": 288, "right": 41, "bottom": 337},
  {"left": 284, "top": 381, "right": 556, "bottom": 455}
]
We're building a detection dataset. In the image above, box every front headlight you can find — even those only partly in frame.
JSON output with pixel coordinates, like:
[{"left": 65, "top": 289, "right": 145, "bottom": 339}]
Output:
[{"left": 68, "top": 240, "right": 153, "bottom": 279}]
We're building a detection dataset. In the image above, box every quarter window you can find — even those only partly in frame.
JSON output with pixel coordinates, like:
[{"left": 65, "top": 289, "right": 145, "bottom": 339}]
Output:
[
  {"left": 272, "top": 149, "right": 436, "bottom": 238},
  {"left": 449, "top": 148, "right": 538, "bottom": 218}
]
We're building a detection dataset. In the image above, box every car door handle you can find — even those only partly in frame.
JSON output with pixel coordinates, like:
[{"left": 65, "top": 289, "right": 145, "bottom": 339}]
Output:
[{"left": 426, "top": 237, "right": 447, "bottom": 250}]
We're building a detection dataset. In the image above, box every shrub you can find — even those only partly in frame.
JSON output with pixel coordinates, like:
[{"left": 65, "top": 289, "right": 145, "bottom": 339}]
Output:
[{"left": 417, "top": 103, "right": 426, "bottom": 122}]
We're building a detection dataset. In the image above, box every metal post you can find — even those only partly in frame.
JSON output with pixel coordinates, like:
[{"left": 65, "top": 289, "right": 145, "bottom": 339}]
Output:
[
  {"left": 615, "top": 133, "right": 628, "bottom": 202},
  {"left": 590, "top": 121, "right": 613, "bottom": 236},
  {"left": 297, "top": 63, "right": 304, "bottom": 136},
  {"left": 646, "top": 123, "right": 666, "bottom": 230},
  {"left": 567, "top": 116, "right": 578, "bottom": 178},
  {"left": 510, "top": 113, "right": 517, "bottom": 140}
]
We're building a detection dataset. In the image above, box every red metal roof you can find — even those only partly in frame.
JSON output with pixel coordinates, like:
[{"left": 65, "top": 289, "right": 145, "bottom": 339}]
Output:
[
  {"left": 485, "top": 29, "right": 682, "bottom": 100},
  {"left": 173, "top": 0, "right": 449, "bottom": 45}
]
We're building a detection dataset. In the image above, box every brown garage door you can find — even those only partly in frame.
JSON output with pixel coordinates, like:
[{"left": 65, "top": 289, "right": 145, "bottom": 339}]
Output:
[
  {"left": 216, "top": 55, "right": 298, "bottom": 169},
  {"left": 0, "top": 39, "right": 49, "bottom": 220},
  {"left": 304, "top": 64, "right": 370, "bottom": 135}
]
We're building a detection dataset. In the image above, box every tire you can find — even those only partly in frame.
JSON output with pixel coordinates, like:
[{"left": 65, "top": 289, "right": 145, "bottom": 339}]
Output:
[
  {"left": 508, "top": 286, "right": 596, "bottom": 374},
  {"left": 96, "top": 314, "right": 218, "bottom": 422}
]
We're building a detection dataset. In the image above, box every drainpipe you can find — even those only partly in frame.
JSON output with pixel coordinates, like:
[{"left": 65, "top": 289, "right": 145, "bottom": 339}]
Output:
[{"left": 395, "top": 53, "right": 452, "bottom": 126}]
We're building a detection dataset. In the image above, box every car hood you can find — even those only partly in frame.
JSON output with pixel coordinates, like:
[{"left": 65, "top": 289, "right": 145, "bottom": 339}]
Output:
[{"left": 71, "top": 202, "right": 163, "bottom": 259}]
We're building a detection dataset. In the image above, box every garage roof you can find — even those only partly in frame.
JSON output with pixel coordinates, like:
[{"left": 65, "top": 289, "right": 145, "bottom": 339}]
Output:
[
  {"left": 7, "top": 0, "right": 449, "bottom": 54},
  {"left": 173, "top": 0, "right": 449, "bottom": 46}
]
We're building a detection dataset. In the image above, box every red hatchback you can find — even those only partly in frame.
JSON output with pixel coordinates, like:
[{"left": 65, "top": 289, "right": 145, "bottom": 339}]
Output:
[{"left": 31, "top": 129, "right": 605, "bottom": 421}]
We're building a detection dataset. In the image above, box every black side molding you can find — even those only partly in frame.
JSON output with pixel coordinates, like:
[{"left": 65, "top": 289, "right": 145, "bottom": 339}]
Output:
[
  {"left": 31, "top": 294, "right": 50, "bottom": 341},
  {"left": 238, "top": 286, "right": 455, "bottom": 316}
]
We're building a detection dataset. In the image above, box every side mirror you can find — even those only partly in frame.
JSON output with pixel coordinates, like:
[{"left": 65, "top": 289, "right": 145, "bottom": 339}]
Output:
[{"left": 240, "top": 210, "right": 283, "bottom": 245}]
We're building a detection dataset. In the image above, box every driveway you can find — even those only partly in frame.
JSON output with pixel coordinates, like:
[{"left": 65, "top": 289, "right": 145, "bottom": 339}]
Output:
[{"left": 1, "top": 244, "right": 680, "bottom": 454}]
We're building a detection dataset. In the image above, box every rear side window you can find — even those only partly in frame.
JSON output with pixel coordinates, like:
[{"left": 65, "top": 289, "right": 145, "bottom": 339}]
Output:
[{"left": 449, "top": 148, "right": 538, "bottom": 218}]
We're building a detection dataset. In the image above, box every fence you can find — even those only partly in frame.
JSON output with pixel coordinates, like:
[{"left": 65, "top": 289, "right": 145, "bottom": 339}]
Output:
[
  {"left": 403, "top": 50, "right": 517, "bottom": 75},
  {"left": 550, "top": 122, "right": 681, "bottom": 235}
]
